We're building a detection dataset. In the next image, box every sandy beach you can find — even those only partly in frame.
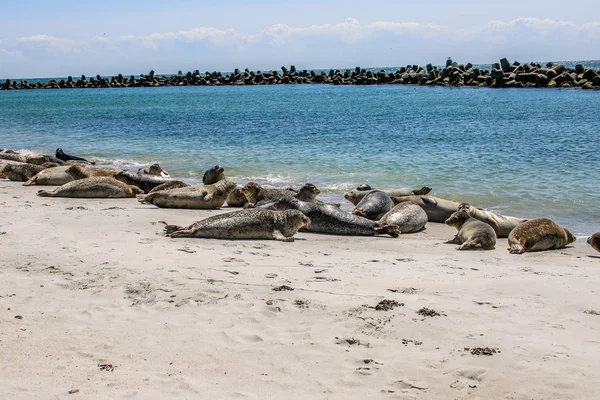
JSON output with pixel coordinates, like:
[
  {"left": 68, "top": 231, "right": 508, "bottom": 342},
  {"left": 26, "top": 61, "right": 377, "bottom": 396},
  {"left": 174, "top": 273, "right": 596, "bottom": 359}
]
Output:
[{"left": 1, "top": 178, "right": 599, "bottom": 400}]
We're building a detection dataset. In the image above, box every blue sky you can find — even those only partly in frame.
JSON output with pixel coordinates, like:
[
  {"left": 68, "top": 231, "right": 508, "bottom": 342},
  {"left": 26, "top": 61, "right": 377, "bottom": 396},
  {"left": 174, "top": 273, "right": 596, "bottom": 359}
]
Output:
[{"left": 1, "top": 0, "right": 599, "bottom": 78}]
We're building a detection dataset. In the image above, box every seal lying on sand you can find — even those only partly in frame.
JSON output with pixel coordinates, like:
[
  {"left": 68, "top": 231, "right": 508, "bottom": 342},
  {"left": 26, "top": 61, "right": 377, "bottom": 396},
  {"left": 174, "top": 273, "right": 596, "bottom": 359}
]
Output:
[
  {"left": 352, "top": 190, "right": 393, "bottom": 220},
  {"left": 457, "top": 203, "right": 527, "bottom": 238},
  {"left": 242, "top": 182, "right": 329, "bottom": 208},
  {"left": 241, "top": 182, "right": 297, "bottom": 207},
  {"left": 138, "top": 163, "right": 170, "bottom": 178},
  {"left": 392, "top": 195, "right": 460, "bottom": 223},
  {"left": 378, "top": 201, "right": 428, "bottom": 233},
  {"left": 55, "top": 148, "right": 90, "bottom": 163},
  {"left": 445, "top": 211, "right": 497, "bottom": 250},
  {"left": 23, "top": 166, "right": 74, "bottom": 186},
  {"left": 138, "top": 180, "right": 237, "bottom": 209},
  {"left": 202, "top": 165, "right": 247, "bottom": 207},
  {"left": 65, "top": 165, "right": 121, "bottom": 180},
  {"left": 1, "top": 163, "right": 46, "bottom": 181},
  {"left": 261, "top": 197, "right": 400, "bottom": 237},
  {"left": 147, "top": 180, "right": 189, "bottom": 194},
  {"left": 163, "top": 209, "right": 310, "bottom": 242},
  {"left": 114, "top": 170, "right": 170, "bottom": 193},
  {"left": 508, "top": 218, "right": 575, "bottom": 254},
  {"left": 587, "top": 233, "right": 600, "bottom": 253},
  {"left": 37, "top": 177, "right": 143, "bottom": 198},
  {"left": 344, "top": 186, "right": 432, "bottom": 206},
  {"left": 0, "top": 153, "right": 27, "bottom": 163}
]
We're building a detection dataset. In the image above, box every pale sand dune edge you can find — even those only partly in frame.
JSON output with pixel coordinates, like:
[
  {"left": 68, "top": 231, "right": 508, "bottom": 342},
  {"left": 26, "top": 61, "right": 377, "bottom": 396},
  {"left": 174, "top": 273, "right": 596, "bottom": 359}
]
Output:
[{"left": 1, "top": 180, "right": 599, "bottom": 400}]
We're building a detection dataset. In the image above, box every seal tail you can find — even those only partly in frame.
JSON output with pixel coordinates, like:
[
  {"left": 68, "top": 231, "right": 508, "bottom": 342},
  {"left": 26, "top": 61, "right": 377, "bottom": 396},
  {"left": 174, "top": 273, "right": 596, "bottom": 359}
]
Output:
[
  {"left": 137, "top": 194, "right": 152, "bottom": 204},
  {"left": 375, "top": 224, "right": 400, "bottom": 237},
  {"left": 37, "top": 189, "right": 53, "bottom": 197},
  {"left": 413, "top": 186, "right": 432, "bottom": 195},
  {"left": 160, "top": 220, "right": 186, "bottom": 236}
]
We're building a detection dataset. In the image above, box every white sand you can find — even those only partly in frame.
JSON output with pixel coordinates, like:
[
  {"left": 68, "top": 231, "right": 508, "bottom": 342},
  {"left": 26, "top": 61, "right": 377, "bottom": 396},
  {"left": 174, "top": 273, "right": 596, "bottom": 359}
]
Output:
[{"left": 1, "top": 179, "right": 599, "bottom": 399}]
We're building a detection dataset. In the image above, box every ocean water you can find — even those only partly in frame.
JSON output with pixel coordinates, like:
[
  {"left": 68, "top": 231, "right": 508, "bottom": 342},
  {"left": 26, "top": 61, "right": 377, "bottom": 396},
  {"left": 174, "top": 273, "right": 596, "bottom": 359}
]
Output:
[{"left": 1, "top": 84, "right": 599, "bottom": 237}]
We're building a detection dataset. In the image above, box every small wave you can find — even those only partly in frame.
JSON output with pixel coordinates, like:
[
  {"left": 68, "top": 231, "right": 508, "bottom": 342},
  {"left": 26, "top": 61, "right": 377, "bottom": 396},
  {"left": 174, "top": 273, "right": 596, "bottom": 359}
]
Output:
[{"left": 91, "top": 157, "right": 161, "bottom": 171}]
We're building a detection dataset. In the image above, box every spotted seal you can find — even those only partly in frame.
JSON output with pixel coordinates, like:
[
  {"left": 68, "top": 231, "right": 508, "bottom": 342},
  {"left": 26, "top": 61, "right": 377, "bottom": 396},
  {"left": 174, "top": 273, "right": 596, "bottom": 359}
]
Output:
[
  {"left": 1, "top": 163, "right": 45, "bottom": 181},
  {"left": 138, "top": 163, "right": 170, "bottom": 178},
  {"left": 587, "top": 233, "right": 600, "bottom": 253},
  {"left": 23, "top": 166, "right": 74, "bottom": 186},
  {"left": 65, "top": 165, "right": 121, "bottom": 180},
  {"left": 241, "top": 182, "right": 299, "bottom": 207},
  {"left": 344, "top": 186, "right": 432, "bottom": 206},
  {"left": 392, "top": 195, "right": 460, "bottom": 223},
  {"left": 147, "top": 180, "right": 190, "bottom": 194},
  {"left": 457, "top": 203, "right": 527, "bottom": 238},
  {"left": 378, "top": 201, "right": 428, "bottom": 233},
  {"left": 0, "top": 153, "right": 27, "bottom": 163},
  {"left": 445, "top": 211, "right": 497, "bottom": 250},
  {"left": 202, "top": 165, "right": 247, "bottom": 207},
  {"left": 37, "top": 176, "right": 144, "bottom": 198},
  {"left": 262, "top": 197, "right": 400, "bottom": 237},
  {"left": 114, "top": 170, "right": 171, "bottom": 193},
  {"left": 138, "top": 180, "right": 237, "bottom": 209},
  {"left": 507, "top": 218, "right": 575, "bottom": 254},
  {"left": 163, "top": 209, "right": 310, "bottom": 242},
  {"left": 352, "top": 190, "right": 393, "bottom": 220}
]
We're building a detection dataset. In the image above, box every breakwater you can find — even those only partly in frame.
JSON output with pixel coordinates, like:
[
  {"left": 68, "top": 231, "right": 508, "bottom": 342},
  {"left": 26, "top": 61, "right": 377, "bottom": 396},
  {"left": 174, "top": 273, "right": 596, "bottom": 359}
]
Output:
[{"left": 3, "top": 57, "right": 600, "bottom": 90}]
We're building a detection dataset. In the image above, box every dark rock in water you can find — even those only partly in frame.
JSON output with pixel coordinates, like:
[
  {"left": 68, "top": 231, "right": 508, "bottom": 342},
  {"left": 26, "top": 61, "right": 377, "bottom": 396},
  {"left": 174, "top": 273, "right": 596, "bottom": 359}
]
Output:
[{"left": 500, "top": 58, "right": 514, "bottom": 73}]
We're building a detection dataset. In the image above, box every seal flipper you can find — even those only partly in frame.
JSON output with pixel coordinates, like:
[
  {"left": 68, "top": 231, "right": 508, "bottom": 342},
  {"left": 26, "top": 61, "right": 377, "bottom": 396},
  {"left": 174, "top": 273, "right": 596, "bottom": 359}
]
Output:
[
  {"left": 375, "top": 224, "right": 400, "bottom": 237},
  {"left": 273, "top": 230, "right": 294, "bottom": 242},
  {"left": 413, "top": 186, "right": 432, "bottom": 196},
  {"left": 23, "top": 176, "right": 37, "bottom": 186},
  {"left": 37, "top": 189, "right": 53, "bottom": 197}
]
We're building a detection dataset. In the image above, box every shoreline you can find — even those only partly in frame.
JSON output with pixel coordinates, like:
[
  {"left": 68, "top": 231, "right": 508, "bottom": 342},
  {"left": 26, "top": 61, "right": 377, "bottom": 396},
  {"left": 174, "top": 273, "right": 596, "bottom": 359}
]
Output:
[{"left": 1, "top": 178, "right": 600, "bottom": 398}]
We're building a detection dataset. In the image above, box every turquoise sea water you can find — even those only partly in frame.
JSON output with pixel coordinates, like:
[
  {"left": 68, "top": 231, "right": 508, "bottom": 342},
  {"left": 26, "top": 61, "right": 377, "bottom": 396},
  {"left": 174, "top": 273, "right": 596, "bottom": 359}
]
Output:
[{"left": 1, "top": 84, "right": 599, "bottom": 237}]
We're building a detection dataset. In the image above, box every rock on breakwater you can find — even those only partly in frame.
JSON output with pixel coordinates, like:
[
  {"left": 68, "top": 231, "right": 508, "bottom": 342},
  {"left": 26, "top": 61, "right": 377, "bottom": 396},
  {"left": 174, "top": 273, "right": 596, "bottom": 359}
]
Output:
[{"left": 3, "top": 58, "right": 600, "bottom": 90}]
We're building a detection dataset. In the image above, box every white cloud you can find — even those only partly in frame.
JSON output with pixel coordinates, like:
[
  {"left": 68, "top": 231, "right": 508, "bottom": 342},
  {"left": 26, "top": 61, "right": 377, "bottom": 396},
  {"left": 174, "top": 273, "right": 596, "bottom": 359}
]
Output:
[
  {"left": 3, "top": 17, "right": 600, "bottom": 77},
  {"left": 16, "top": 34, "right": 88, "bottom": 52}
]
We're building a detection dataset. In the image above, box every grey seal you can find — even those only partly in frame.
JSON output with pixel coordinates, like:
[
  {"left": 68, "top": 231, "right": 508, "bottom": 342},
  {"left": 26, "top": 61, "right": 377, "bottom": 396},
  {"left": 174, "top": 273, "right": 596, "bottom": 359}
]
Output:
[
  {"left": 114, "top": 170, "right": 171, "bottom": 193},
  {"left": 507, "top": 218, "right": 575, "bottom": 254},
  {"left": 138, "top": 180, "right": 237, "bottom": 209},
  {"left": 147, "top": 180, "right": 190, "bottom": 194},
  {"left": 137, "top": 163, "right": 170, "bottom": 178},
  {"left": 587, "top": 233, "right": 600, "bottom": 253},
  {"left": 457, "top": 203, "right": 527, "bottom": 238},
  {"left": 163, "top": 209, "right": 310, "bottom": 242},
  {"left": 352, "top": 190, "right": 393, "bottom": 220},
  {"left": 23, "top": 166, "right": 74, "bottom": 186},
  {"left": 378, "top": 201, "right": 428, "bottom": 233},
  {"left": 202, "top": 165, "right": 225, "bottom": 184},
  {"left": 37, "top": 176, "right": 144, "bottom": 198},
  {"left": 1, "top": 163, "right": 45, "bottom": 181},
  {"left": 65, "top": 165, "right": 121, "bottom": 180},
  {"left": 202, "top": 165, "right": 247, "bottom": 207},
  {"left": 344, "top": 186, "right": 432, "bottom": 206},
  {"left": 445, "top": 211, "right": 497, "bottom": 250},
  {"left": 263, "top": 197, "right": 400, "bottom": 237},
  {"left": 392, "top": 195, "right": 460, "bottom": 223}
]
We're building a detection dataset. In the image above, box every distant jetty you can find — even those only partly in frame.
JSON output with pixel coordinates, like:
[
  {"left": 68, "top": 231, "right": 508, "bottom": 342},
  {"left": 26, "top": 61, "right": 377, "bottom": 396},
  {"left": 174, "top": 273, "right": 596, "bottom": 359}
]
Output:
[{"left": 2, "top": 57, "right": 600, "bottom": 90}]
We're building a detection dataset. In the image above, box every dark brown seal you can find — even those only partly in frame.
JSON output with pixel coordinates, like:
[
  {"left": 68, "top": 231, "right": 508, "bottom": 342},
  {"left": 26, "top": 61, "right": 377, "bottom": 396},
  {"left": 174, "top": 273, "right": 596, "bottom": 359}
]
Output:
[
  {"left": 507, "top": 218, "right": 575, "bottom": 254},
  {"left": 587, "top": 232, "right": 600, "bottom": 253}
]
